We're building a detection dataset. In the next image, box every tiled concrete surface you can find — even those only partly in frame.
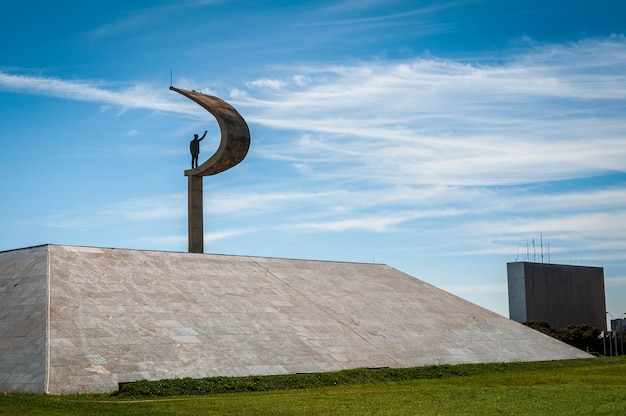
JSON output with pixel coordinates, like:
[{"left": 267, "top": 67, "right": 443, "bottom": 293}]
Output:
[
  {"left": 0, "top": 246, "right": 47, "bottom": 393},
  {"left": 1, "top": 245, "right": 591, "bottom": 394}
]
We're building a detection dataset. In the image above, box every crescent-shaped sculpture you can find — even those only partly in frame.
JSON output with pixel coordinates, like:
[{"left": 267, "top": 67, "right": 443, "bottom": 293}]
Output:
[
  {"left": 170, "top": 86, "right": 251, "bottom": 253},
  {"left": 170, "top": 86, "right": 250, "bottom": 176}
]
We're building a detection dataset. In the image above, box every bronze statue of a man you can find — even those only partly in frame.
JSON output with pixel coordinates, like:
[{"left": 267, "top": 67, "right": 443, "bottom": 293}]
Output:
[{"left": 190, "top": 130, "right": 207, "bottom": 169}]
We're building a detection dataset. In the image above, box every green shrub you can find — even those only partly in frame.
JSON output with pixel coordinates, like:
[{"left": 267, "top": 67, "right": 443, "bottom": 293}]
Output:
[{"left": 113, "top": 364, "right": 488, "bottom": 398}]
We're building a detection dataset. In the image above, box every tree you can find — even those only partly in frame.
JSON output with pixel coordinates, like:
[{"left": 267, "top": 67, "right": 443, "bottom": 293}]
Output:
[
  {"left": 523, "top": 321, "right": 603, "bottom": 354},
  {"left": 555, "top": 324, "right": 602, "bottom": 353},
  {"left": 523, "top": 320, "right": 555, "bottom": 336}
]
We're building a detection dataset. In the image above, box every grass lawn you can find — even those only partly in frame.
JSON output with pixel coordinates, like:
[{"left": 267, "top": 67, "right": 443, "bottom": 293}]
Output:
[{"left": 1, "top": 357, "right": 624, "bottom": 415}]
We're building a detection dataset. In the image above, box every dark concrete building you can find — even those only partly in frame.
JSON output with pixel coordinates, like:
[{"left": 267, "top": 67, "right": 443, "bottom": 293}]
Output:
[{"left": 507, "top": 262, "right": 606, "bottom": 330}]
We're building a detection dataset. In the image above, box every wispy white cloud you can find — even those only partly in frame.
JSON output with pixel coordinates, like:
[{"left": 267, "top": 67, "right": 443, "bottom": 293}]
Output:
[
  {"left": 0, "top": 72, "right": 196, "bottom": 115},
  {"left": 288, "top": 207, "right": 462, "bottom": 233},
  {"left": 204, "top": 229, "right": 251, "bottom": 244},
  {"left": 606, "top": 277, "right": 626, "bottom": 287},
  {"left": 40, "top": 193, "right": 187, "bottom": 230},
  {"left": 85, "top": 0, "right": 226, "bottom": 39},
  {"left": 101, "top": 194, "right": 187, "bottom": 221},
  {"left": 308, "top": 0, "right": 465, "bottom": 36},
  {"left": 237, "top": 37, "right": 626, "bottom": 188},
  {"left": 248, "top": 79, "right": 286, "bottom": 89},
  {"left": 462, "top": 211, "right": 626, "bottom": 241}
]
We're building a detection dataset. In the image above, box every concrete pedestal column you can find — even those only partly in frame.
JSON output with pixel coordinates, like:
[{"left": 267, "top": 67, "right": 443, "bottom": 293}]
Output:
[{"left": 188, "top": 175, "right": 203, "bottom": 253}]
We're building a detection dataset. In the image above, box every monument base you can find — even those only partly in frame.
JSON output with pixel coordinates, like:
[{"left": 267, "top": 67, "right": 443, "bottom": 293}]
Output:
[
  {"left": 187, "top": 175, "right": 203, "bottom": 253},
  {"left": 0, "top": 244, "right": 592, "bottom": 394}
]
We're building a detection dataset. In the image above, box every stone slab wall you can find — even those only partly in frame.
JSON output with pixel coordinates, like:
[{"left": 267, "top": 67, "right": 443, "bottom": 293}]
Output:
[
  {"left": 46, "top": 246, "right": 591, "bottom": 394},
  {"left": 1, "top": 245, "right": 593, "bottom": 394},
  {"left": 0, "top": 246, "right": 47, "bottom": 393}
]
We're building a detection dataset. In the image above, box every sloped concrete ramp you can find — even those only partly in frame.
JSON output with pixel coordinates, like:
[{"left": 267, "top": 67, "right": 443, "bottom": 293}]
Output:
[{"left": 1, "top": 245, "right": 591, "bottom": 394}]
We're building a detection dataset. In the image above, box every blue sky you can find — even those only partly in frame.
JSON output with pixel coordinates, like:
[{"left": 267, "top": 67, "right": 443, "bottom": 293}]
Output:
[{"left": 1, "top": 0, "right": 625, "bottom": 321}]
